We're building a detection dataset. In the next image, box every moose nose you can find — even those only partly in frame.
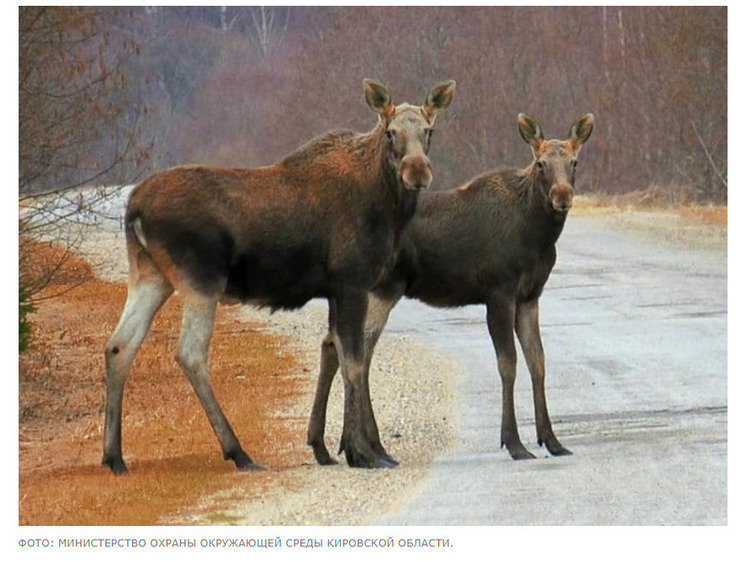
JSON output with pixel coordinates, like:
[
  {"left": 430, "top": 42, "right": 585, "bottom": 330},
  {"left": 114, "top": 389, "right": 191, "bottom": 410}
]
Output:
[
  {"left": 550, "top": 184, "right": 573, "bottom": 212},
  {"left": 400, "top": 155, "right": 433, "bottom": 191}
]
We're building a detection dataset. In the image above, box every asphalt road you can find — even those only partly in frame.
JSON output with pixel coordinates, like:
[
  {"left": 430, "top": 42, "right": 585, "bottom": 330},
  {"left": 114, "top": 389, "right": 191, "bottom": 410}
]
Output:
[{"left": 375, "top": 216, "right": 727, "bottom": 525}]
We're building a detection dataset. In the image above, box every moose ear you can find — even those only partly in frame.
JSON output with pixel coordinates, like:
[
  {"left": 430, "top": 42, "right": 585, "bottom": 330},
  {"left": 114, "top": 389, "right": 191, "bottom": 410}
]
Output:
[
  {"left": 569, "top": 113, "right": 595, "bottom": 151},
  {"left": 517, "top": 113, "right": 544, "bottom": 152},
  {"left": 363, "top": 79, "right": 394, "bottom": 118},
  {"left": 423, "top": 80, "right": 456, "bottom": 120}
]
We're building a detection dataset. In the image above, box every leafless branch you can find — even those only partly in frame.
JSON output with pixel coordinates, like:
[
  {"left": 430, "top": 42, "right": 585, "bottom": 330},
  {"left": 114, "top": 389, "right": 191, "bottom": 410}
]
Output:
[{"left": 690, "top": 119, "right": 727, "bottom": 190}]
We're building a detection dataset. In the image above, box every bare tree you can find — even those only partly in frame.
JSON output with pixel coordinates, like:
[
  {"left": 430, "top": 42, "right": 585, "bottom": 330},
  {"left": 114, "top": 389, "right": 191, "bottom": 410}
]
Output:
[
  {"left": 247, "top": 6, "right": 290, "bottom": 55},
  {"left": 19, "top": 7, "right": 149, "bottom": 349}
]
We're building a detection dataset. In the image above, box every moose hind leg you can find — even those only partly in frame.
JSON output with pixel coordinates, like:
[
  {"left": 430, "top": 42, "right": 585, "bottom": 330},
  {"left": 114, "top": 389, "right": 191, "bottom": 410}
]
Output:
[
  {"left": 103, "top": 276, "right": 172, "bottom": 474},
  {"left": 307, "top": 331, "right": 340, "bottom": 465},
  {"left": 177, "top": 290, "right": 262, "bottom": 471},
  {"left": 516, "top": 299, "right": 571, "bottom": 456}
]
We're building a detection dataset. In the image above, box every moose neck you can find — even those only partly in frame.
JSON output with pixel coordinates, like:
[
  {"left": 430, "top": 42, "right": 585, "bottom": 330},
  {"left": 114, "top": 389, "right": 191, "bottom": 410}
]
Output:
[{"left": 371, "top": 122, "right": 419, "bottom": 230}]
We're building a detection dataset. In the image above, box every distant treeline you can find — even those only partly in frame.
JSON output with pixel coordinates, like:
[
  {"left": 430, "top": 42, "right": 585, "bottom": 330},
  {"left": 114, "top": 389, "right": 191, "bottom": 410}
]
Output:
[{"left": 21, "top": 6, "right": 727, "bottom": 202}]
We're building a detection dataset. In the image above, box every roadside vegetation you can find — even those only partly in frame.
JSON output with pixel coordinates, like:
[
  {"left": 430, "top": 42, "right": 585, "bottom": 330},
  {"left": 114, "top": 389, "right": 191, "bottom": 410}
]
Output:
[
  {"left": 573, "top": 189, "right": 726, "bottom": 249},
  {"left": 575, "top": 186, "right": 726, "bottom": 225}
]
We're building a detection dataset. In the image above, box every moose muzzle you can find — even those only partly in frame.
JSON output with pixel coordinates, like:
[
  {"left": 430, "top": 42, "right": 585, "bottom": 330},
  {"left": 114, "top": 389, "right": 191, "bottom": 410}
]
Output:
[{"left": 549, "top": 183, "right": 573, "bottom": 213}]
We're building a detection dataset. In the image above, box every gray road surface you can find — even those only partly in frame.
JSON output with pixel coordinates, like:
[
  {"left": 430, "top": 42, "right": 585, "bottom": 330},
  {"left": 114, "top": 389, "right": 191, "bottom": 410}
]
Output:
[{"left": 375, "top": 216, "right": 727, "bottom": 525}]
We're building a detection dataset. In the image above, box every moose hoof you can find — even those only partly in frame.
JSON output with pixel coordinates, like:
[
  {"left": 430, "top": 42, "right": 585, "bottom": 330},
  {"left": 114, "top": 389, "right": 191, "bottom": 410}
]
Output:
[
  {"left": 372, "top": 443, "right": 399, "bottom": 466},
  {"left": 503, "top": 441, "right": 536, "bottom": 461},
  {"left": 311, "top": 444, "right": 339, "bottom": 466},
  {"left": 510, "top": 449, "right": 536, "bottom": 461},
  {"left": 343, "top": 444, "right": 398, "bottom": 469},
  {"left": 227, "top": 449, "right": 264, "bottom": 471},
  {"left": 103, "top": 456, "right": 129, "bottom": 475},
  {"left": 544, "top": 439, "right": 573, "bottom": 457},
  {"left": 382, "top": 455, "right": 399, "bottom": 467}
]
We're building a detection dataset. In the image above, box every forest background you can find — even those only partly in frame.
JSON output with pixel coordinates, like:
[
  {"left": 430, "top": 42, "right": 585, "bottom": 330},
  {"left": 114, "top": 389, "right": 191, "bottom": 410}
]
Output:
[{"left": 19, "top": 5, "right": 727, "bottom": 202}]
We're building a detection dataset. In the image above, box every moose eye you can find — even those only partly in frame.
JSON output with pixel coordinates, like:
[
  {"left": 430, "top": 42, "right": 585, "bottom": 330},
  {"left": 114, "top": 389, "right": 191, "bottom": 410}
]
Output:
[
  {"left": 536, "top": 160, "right": 545, "bottom": 171},
  {"left": 572, "top": 160, "right": 578, "bottom": 169},
  {"left": 385, "top": 130, "right": 395, "bottom": 143},
  {"left": 423, "top": 129, "right": 434, "bottom": 152}
]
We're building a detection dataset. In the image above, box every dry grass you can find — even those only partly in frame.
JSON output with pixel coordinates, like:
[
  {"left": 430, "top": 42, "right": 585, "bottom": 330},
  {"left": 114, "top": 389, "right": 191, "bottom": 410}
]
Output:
[
  {"left": 675, "top": 205, "right": 728, "bottom": 226},
  {"left": 19, "top": 241, "right": 311, "bottom": 526},
  {"left": 574, "top": 188, "right": 727, "bottom": 226},
  {"left": 572, "top": 189, "right": 727, "bottom": 250}
]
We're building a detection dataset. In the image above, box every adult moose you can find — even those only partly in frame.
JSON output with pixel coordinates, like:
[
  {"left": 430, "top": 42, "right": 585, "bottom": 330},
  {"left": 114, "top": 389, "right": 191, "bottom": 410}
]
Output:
[
  {"left": 102, "top": 79, "right": 456, "bottom": 474},
  {"left": 308, "top": 113, "right": 594, "bottom": 464}
]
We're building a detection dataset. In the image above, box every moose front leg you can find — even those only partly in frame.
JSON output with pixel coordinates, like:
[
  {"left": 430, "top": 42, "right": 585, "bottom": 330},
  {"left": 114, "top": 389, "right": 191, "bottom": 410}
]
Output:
[
  {"left": 515, "top": 299, "right": 571, "bottom": 456},
  {"left": 333, "top": 291, "right": 397, "bottom": 469},
  {"left": 309, "top": 291, "right": 399, "bottom": 467},
  {"left": 487, "top": 295, "right": 535, "bottom": 460},
  {"left": 359, "top": 291, "right": 400, "bottom": 465}
]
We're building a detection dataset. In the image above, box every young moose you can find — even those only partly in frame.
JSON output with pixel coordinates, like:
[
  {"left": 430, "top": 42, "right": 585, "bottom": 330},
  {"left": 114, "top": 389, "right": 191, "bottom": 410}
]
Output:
[
  {"left": 102, "top": 79, "right": 456, "bottom": 474},
  {"left": 308, "top": 113, "right": 594, "bottom": 464}
]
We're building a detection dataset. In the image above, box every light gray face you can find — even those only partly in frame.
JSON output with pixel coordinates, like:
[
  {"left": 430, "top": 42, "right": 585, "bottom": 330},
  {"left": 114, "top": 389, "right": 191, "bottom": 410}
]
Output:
[
  {"left": 385, "top": 105, "right": 435, "bottom": 191},
  {"left": 363, "top": 79, "right": 456, "bottom": 191},
  {"left": 518, "top": 113, "right": 595, "bottom": 213}
]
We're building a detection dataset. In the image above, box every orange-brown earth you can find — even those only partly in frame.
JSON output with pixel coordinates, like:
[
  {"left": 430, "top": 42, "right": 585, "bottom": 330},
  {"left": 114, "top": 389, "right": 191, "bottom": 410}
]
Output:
[{"left": 19, "top": 241, "right": 310, "bottom": 525}]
